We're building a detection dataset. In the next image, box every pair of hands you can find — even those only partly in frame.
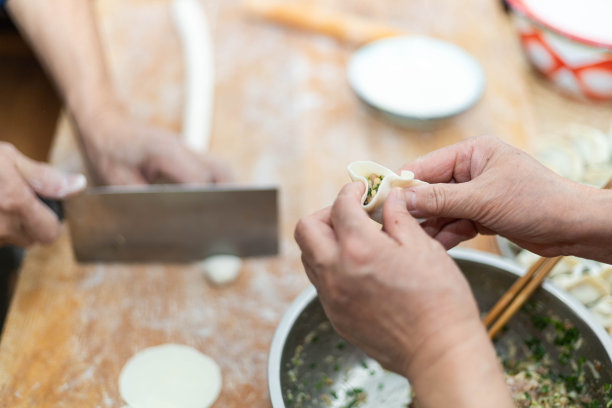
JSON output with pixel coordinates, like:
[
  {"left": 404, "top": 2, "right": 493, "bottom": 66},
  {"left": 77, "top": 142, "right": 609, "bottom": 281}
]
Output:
[
  {"left": 1, "top": 109, "right": 231, "bottom": 247},
  {"left": 295, "top": 183, "right": 505, "bottom": 407},
  {"left": 296, "top": 135, "right": 610, "bottom": 407}
]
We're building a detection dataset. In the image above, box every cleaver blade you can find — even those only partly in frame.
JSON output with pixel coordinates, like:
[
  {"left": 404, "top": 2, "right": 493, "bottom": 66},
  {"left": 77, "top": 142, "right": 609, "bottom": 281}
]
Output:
[{"left": 62, "top": 185, "right": 279, "bottom": 263}]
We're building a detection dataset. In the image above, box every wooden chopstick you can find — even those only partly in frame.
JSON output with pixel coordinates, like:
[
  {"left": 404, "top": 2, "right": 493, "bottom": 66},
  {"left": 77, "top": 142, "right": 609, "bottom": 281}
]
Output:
[
  {"left": 485, "top": 256, "right": 562, "bottom": 338},
  {"left": 244, "top": 0, "right": 405, "bottom": 46},
  {"left": 485, "top": 176, "right": 612, "bottom": 339},
  {"left": 482, "top": 256, "right": 547, "bottom": 328}
]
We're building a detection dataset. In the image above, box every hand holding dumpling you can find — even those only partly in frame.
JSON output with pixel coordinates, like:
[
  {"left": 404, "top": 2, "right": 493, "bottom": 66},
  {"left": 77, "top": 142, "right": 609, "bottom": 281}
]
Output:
[
  {"left": 401, "top": 135, "right": 612, "bottom": 264},
  {"left": 347, "top": 160, "right": 425, "bottom": 223},
  {"left": 294, "top": 182, "right": 514, "bottom": 408}
]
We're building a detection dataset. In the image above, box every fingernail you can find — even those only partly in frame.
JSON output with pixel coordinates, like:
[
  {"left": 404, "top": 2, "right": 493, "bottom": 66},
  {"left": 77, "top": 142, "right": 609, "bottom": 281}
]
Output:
[
  {"left": 405, "top": 190, "right": 416, "bottom": 211},
  {"left": 58, "top": 173, "right": 87, "bottom": 197}
]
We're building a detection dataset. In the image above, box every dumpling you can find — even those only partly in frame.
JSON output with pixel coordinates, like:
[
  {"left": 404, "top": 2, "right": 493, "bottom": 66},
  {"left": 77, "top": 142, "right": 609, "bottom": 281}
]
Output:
[
  {"left": 516, "top": 250, "right": 541, "bottom": 269},
  {"left": 347, "top": 161, "right": 425, "bottom": 223},
  {"left": 534, "top": 140, "right": 585, "bottom": 181},
  {"left": 598, "top": 266, "right": 612, "bottom": 287},
  {"left": 565, "top": 275, "right": 610, "bottom": 306},
  {"left": 566, "top": 124, "right": 611, "bottom": 166},
  {"left": 591, "top": 295, "right": 612, "bottom": 330}
]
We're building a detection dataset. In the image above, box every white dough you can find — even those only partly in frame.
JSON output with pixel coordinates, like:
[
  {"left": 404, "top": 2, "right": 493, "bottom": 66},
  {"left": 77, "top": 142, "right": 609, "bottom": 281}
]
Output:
[
  {"left": 347, "top": 161, "right": 425, "bottom": 223},
  {"left": 119, "top": 344, "right": 222, "bottom": 408},
  {"left": 172, "top": 0, "right": 215, "bottom": 152},
  {"left": 201, "top": 255, "right": 243, "bottom": 286}
]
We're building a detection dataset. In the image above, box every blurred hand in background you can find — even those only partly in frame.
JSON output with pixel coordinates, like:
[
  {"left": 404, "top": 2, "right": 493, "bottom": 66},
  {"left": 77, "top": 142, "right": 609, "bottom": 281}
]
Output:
[
  {"left": 1, "top": 0, "right": 231, "bottom": 246},
  {"left": 6, "top": 0, "right": 231, "bottom": 187},
  {"left": 73, "top": 105, "right": 231, "bottom": 185}
]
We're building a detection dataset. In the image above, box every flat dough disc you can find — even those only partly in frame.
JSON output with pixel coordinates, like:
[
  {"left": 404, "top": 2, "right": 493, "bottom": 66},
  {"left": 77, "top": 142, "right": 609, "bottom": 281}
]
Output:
[{"left": 119, "top": 344, "right": 222, "bottom": 408}]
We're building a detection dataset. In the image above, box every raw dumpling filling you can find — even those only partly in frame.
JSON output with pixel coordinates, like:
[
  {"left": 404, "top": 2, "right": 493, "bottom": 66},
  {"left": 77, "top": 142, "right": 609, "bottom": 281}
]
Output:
[{"left": 365, "top": 174, "right": 385, "bottom": 205}]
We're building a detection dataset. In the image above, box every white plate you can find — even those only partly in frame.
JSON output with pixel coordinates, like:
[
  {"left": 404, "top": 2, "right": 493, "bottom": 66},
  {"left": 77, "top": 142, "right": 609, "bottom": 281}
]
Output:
[{"left": 347, "top": 36, "right": 485, "bottom": 127}]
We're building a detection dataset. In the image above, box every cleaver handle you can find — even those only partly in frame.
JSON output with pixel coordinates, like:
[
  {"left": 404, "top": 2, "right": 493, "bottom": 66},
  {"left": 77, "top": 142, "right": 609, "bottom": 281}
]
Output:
[{"left": 38, "top": 197, "right": 64, "bottom": 221}]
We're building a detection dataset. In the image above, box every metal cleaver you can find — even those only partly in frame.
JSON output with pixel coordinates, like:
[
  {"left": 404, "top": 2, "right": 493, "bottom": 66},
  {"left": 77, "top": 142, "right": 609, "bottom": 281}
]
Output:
[{"left": 55, "top": 185, "right": 278, "bottom": 263}]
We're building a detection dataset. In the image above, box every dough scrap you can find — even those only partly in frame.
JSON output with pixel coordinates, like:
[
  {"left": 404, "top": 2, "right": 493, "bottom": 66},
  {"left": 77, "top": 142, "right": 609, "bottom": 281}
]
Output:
[
  {"left": 347, "top": 161, "right": 425, "bottom": 223},
  {"left": 171, "top": 0, "right": 214, "bottom": 152},
  {"left": 200, "top": 254, "right": 243, "bottom": 286},
  {"left": 119, "top": 343, "right": 222, "bottom": 408}
]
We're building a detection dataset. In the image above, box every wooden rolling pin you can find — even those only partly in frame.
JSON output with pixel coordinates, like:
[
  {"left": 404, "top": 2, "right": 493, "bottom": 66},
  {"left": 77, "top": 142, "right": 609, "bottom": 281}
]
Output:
[{"left": 244, "top": 0, "right": 405, "bottom": 46}]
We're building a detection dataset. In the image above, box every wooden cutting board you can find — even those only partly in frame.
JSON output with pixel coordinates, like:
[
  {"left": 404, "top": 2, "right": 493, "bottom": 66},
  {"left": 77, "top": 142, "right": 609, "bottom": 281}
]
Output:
[{"left": 0, "top": 0, "right": 571, "bottom": 406}]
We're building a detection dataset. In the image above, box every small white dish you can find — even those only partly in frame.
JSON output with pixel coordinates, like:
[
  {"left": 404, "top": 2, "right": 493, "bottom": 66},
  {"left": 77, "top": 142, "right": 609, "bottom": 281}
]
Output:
[{"left": 347, "top": 36, "right": 485, "bottom": 128}]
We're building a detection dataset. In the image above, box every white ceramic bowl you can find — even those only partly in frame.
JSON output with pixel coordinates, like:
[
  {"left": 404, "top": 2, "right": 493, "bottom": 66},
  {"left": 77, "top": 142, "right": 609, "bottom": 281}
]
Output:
[{"left": 507, "top": 0, "right": 612, "bottom": 100}]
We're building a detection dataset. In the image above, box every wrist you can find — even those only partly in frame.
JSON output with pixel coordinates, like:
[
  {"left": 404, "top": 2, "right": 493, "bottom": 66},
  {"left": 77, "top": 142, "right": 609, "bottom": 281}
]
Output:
[
  {"left": 67, "top": 85, "right": 122, "bottom": 135},
  {"left": 404, "top": 319, "right": 513, "bottom": 408},
  {"left": 68, "top": 91, "right": 126, "bottom": 147},
  {"left": 564, "top": 186, "right": 612, "bottom": 263}
]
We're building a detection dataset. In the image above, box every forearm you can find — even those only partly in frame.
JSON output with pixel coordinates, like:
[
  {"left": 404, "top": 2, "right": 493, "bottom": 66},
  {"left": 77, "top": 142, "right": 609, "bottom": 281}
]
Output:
[
  {"left": 564, "top": 185, "right": 612, "bottom": 263},
  {"left": 6, "top": 0, "right": 117, "bottom": 122},
  {"left": 405, "top": 320, "right": 514, "bottom": 408}
]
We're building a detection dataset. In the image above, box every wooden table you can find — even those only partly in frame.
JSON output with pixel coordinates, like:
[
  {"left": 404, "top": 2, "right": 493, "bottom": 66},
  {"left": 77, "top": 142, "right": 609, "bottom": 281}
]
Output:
[{"left": 0, "top": 0, "right": 610, "bottom": 406}]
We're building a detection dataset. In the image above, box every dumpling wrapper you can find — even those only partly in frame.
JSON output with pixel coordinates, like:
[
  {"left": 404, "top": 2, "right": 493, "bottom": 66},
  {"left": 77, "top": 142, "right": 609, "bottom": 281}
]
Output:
[
  {"left": 119, "top": 343, "right": 222, "bottom": 408},
  {"left": 347, "top": 161, "right": 426, "bottom": 223},
  {"left": 200, "top": 254, "right": 243, "bottom": 286}
]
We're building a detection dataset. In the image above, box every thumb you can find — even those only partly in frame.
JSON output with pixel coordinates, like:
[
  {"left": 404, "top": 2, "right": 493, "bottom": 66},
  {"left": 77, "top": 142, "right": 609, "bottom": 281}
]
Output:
[
  {"left": 382, "top": 188, "right": 422, "bottom": 245},
  {"left": 14, "top": 154, "right": 87, "bottom": 199},
  {"left": 404, "top": 182, "right": 476, "bottom": 220}
]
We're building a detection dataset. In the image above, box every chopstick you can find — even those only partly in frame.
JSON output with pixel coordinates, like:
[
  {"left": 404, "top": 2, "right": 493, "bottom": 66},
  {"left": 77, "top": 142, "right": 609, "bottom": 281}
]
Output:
[
  {"left": 485, "top": 176, "right": 612, "bottom": 339},
  {"left": 244, "top": 0, "right": 404, "bottom": 46},
  {"left": 484, "top": 256, "right": 562, "bottom": 338}
]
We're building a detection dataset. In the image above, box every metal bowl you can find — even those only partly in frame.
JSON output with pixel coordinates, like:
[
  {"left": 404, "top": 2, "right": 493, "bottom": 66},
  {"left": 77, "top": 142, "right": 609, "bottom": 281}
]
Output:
[{"left": 268, "top": 248, "right": 612, "bottom": 407}]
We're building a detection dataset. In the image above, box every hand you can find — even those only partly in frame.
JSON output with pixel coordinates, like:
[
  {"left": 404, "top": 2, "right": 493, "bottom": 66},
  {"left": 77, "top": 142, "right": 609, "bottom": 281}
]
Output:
[
  {"left": 295, "top": 182, "right": 513, "bottom": 408},
  {"left": 7, "top": 0, "right": 231, "bottom": 187},
  {"left": 0, "top": 143, "right": 86, "bottom": 246},
  {"left": 74, "top": 107, "right": 232, "bottom": 186},
  {"left": 402, "top": 135, "right": 608, "bottom": 259}
]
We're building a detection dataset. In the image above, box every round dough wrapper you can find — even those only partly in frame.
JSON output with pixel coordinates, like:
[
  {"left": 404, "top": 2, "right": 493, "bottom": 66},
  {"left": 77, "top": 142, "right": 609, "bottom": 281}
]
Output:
[
  {"left": 347, "top": 161, "right": 425, "bottom": 223},
  {"left": 119, "top": 344, "right": 222, "bottom": 408},
  {"left": 200, "top": 254, "right": 243, "bottom": 286}
]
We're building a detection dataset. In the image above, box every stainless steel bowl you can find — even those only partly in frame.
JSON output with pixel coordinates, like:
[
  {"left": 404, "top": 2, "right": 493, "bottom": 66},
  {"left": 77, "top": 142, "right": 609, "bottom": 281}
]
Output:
[{"left": 268, "top": 248, "right": 612, "bottom": 407}]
